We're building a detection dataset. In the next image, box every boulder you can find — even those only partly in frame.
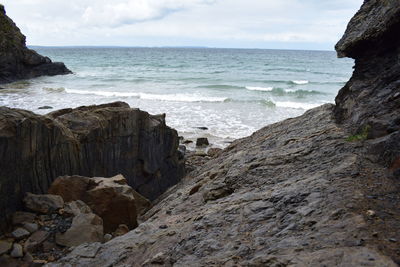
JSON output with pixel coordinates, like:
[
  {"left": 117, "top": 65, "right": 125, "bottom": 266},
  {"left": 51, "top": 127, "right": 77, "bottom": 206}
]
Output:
[
  {"left": 0, "top": 5, "right": 71, "bottom": 84},
  {"left": 23, "top": 193, "right": 64, "bottom": 214},
  {"left": 0, "top": 102, "right": 184, "bottom": 233},
  {"left": 55, "top": 213, "right": 103, "bottom": 247},
  {"left": 196, "top": 137, "right": 209, "bottom": 147},
  {"left": 49, "top": 174, "right": 147, "bottom": 233}
]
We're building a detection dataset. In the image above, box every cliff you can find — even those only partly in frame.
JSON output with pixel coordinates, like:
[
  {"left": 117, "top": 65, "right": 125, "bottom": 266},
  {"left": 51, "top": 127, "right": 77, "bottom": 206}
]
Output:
[
  {"left": 0, "top": 4, "right": 71, "bottom": 84},
  {"left": 50, "top": 0, "right": 400, "bottom": 266},
  {"left": 0, "top": 102, "right": 185, "bottom": 232}
]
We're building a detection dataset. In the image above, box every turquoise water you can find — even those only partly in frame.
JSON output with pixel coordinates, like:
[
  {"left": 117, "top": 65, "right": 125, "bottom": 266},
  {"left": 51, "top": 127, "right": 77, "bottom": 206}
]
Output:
[{"left": 0, "top": 47, "right": 354, "bottom": 147}]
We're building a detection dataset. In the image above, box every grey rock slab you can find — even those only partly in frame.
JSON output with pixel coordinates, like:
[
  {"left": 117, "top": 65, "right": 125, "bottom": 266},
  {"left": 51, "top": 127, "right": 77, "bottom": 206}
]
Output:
[
  {"left": 11, "top": 228, "right": 30, "bottom": 240},
  {"left": 0, "top": 240, "right": 12, "bottom": 255}
]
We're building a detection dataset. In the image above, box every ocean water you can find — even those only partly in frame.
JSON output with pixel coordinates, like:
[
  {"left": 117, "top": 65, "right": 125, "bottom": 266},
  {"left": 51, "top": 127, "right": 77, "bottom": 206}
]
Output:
[{"left": 0, "top": 47, "right": 354, "bottom": 147}]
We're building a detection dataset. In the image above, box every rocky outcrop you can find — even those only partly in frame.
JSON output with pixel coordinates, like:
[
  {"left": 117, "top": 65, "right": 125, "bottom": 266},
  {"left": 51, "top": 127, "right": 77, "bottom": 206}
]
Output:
[
  {"left": 49, "top": 175, "right": 152, "bottom": 233},
  {"left": 0, "top": 102, "right": 184, "bottom": 232},
  {"left": 335, "top": 0, "right": 400, "bottom": 168},
  {"left": 51, "top": 1, "right": 400, "bottom": 266},
  {"left": 0, "top": 4, "right": 71, "bottom": 84}
]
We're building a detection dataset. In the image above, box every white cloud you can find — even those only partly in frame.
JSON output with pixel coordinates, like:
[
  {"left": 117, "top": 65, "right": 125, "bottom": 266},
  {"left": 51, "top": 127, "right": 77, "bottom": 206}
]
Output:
[{"left": 1, "top": 0, "right": 363, "bottom": 49}]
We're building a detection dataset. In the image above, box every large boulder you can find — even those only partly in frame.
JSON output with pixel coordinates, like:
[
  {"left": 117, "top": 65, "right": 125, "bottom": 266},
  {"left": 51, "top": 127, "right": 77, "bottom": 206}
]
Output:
[
  {"left": 0, "top": 102, "right": 184, "bottom": 233},
  {"left": 49, "top": 174, "right": 151, "bottom": 233},
  {"left": 0, "top": 4, "right": 71, "bottom": 84}
]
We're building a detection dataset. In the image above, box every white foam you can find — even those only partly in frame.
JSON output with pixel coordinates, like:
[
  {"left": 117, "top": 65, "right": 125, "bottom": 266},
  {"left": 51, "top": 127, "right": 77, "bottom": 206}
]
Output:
[
  {"left": 66, "top": 89, "right": 139, "bottom": 97},
  {"left": 275, "top": 101, "right": 321, "bottom": 110},
  {"left": 42, "top": 87, "right": 66, "bottom": 93},
  {"left": 246, "top": 86, "right": 274, "bottom": 92},
  {"left": 292, "top": 80, "right": 309, "bottom": 85},
  {"left": 65, "top": 89, "right": 227, "bottom": 103}
]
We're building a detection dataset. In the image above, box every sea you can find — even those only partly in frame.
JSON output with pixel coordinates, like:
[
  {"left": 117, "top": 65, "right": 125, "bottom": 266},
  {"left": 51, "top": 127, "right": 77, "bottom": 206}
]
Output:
[{"left": 0, "top": 47, "right": 354, "bottom": 147}]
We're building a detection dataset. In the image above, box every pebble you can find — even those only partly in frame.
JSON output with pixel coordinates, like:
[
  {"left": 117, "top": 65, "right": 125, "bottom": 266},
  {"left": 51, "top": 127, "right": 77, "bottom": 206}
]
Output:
[
  {"left": 10, "top": 243, "right": 23, "bottom": 258},
  {"left": 23, "top": 222, "right": 39, "bottom": 233},
  {"left": 12, "top": 228, "right": 30, "bottom": 240},
  {"left": 104, "top": 234, "right": 112, "bottom": 242},
  {"left": 389, "top": 238, "right": 397, "bottom": 243}
]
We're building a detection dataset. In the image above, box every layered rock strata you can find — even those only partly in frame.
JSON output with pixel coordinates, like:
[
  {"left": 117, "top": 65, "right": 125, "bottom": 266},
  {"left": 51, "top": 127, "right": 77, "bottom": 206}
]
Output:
[
  {"left": 0, "top": 4, "right": 71, "bottom": 84},
  {"left": 0, "top": 102, "right": 185, "bottom": 232}
]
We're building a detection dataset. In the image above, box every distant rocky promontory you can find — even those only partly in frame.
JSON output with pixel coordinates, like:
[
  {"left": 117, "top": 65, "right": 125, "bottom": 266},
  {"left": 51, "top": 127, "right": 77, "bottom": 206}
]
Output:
[{"left": 0, "top": 4, "right": 71, "bottom": 84}]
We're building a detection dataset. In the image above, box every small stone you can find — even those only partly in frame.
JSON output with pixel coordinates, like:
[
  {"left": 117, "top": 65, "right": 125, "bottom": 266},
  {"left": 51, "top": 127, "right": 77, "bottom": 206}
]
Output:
[
  {"left": 114, "top": 224, "right": 129, "bottom": 236},
  {"left": 207, "top": 147, "right": 222, "bottom": 157},
  {"left": 366, "top": 210, "right": 376, "bottom": 217},
  {"left": 11, "top": 228, "right": 30, "bottom": 240},
  {"left": 372, "top": 232, "right": 379, "bottom": 237},
  {"left": 183, "top": 140, "right": 193, "bottom": 144},
  {"left": 23, "top": 252, "right": 33, "bottom": 263},
  {"left": 159, "top": 225, "right": 168, "bottom": 229},
  {"left": 23, "top": 223, "right": 39, "bottom": 233},
  {"left": 0, "top": 241, "right": 13, "bottom": 255},
  {"left": 196, "top": 137, "right": 209, "bottom": 147},
  {"left": 389, "top": 238, "right": 397, "bottom": 243},
  {"left": 103, "top": 234, "right": 112, "bottom": 242},
  {"left": 196, "top": 127, "right": 208, "bottom": 130},
  {"left": 38, "top": 106, "right": 53, "bottom": 110},
  {"left": 10, "top": 243, "right": 23, "bottom": 258}
]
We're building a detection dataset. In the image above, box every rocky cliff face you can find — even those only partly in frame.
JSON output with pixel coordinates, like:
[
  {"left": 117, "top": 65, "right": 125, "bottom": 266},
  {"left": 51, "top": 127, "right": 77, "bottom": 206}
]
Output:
[
  {"left": 335, "top": 0, "right": 400, "bottom": 168},
  {"left": 50, "top": 1, "right": 400, "bottom": 266},
  {"left": 0, "top": 4, "right": 71, "bottom": 84},
  {"left": 0, "top": 102, "right": 185, "bottom": 232}
]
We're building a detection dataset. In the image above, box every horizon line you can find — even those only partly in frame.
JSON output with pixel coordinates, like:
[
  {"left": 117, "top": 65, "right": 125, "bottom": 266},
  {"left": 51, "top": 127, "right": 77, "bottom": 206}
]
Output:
[{"left": 28, "top": 45, "right": 336, "bottom": 52}]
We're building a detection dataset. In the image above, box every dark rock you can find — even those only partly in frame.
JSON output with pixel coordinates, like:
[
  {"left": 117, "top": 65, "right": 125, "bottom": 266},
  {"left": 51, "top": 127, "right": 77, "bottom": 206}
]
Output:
[
  {"left": 183, "top": 140, "right": 193, "bottom": 144},
  {"left": 196, "top": 137, "right": 209, "bottom": 147},
  {"left": 334, "top": 0, "right": 400, "bottom": 166},
  {"left": 0, "top": 102, "right": 184, "bottom": 233},
  {"left": 22, "top": 223, "right": 39, "bottom": 233},
  {"left": 0, "top": 240, "right": 12, "bottom": 255},
  {"left": 23, "top": 193, "right": 64, "bottom": 214},
  {"left": 38, "top": 106, "right": 53, "bottom": 110},
  {"left": 11, "top": 227, "right": 30, "bottom": 240},
  {"left": 207, "top": 148, "right": 222, "bottom": 157},
  {"left": 24, "top": 230, "right": 50, "bottom": 252},
  {"left": 196, "top": 127, "right": 208, "bottom": 130},
  {"left": 0, "top": 5, "right": 71, "bottom": 84}
]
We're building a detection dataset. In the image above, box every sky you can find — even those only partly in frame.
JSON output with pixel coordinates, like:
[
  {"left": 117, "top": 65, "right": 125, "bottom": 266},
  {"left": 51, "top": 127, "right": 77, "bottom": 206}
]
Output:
[{"left": 2, "top": 0, "right": 363, "bottom": 50}]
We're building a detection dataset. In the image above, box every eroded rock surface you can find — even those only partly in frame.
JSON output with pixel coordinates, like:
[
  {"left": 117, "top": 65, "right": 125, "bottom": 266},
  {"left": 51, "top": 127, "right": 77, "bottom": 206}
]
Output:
[
  {"left": 0, "top": 102, "right": 184, "bottom": 232},
  {"left": 335, "top": 0, "right": 400, "bottom": 168},
  {"left": 0, "top": 4, "right": 71, "bottom": 84}
]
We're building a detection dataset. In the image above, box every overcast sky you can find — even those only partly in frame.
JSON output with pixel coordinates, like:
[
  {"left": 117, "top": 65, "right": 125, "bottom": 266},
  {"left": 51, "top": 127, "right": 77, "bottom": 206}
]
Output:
[{"left": 2, "top": 0, "right": 363, "bottom": 50}]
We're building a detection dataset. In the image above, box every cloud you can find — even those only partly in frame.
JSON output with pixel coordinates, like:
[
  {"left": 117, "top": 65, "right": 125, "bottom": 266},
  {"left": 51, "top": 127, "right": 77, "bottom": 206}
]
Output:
[
  {"left": 82, "top": 0, "right": 216, "bottom": 27},
  {"left": 1, "top": 0, "right": 363, "bottom": 49}
]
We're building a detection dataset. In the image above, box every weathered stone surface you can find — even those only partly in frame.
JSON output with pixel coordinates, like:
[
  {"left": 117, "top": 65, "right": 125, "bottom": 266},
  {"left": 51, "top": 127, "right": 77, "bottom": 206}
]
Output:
[
  {"left": 24, "top": 230, "right": 50, "bottom": 253},
  {"left": 0, "top": 5, "right": 71, "bottom": 84},
  {"left": 50, "top": 174, "right": 150, "bottom": 233},
  {"left": 10, "top": 243, "right": 23, "bottom": 258},
  {"left": 63, "top": 200, "right": 92, "bottom": 217},
  {"left": 55, "top": 213, "right": 103, "bottom": 247},
  {"left": 50, "top": 104, "right": 400, "bottom": 266},
  {"left": 24, "top": 193, "right": 64, "bottom": 214},
  {"left": 0, "top": 102, "right": 184, "bottom": 233},
  {"left": 11, "top": 227, "right": 30, "bottom": 240},
  {"left": 334, "top": 0, "right": 400, "bottom": 168}
]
